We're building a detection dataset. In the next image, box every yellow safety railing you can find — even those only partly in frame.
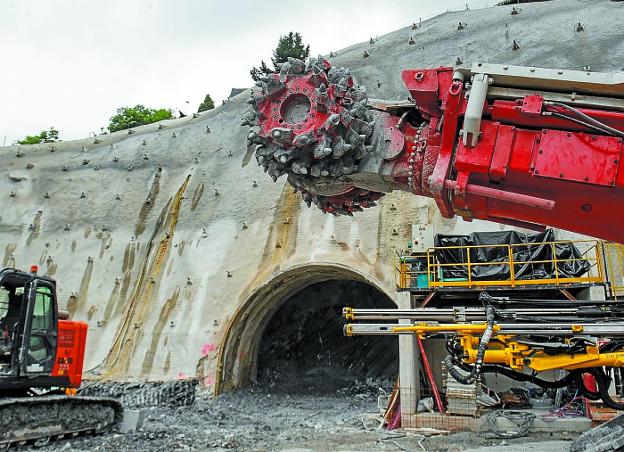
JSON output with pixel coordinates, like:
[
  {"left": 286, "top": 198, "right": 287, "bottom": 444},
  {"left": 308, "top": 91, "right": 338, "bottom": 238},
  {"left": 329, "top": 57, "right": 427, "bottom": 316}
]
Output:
[
  {"left": 396, "top": 239, "right": 605, "bottom": 290},
  {"left": 602, "top": 242, "right": 624, "bottom": 300}
]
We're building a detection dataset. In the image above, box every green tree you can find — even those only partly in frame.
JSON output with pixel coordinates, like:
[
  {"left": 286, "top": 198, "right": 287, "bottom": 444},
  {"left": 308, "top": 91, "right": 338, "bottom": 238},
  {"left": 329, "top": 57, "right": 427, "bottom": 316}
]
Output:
[
  {"left": 108, "top": 104, "right": 173, "bottom": 132},
  {"left": 17, "top": 127, "right": 60, "bottom": 145},
  {"left": 497, "top": 0, "right": 551, "bottom": 4},
  {"left": 198, "top": 94, "right": 215, "bottom": 113},
  {"left": 250, "top": 32, "right": 310, "bottom": 81}
]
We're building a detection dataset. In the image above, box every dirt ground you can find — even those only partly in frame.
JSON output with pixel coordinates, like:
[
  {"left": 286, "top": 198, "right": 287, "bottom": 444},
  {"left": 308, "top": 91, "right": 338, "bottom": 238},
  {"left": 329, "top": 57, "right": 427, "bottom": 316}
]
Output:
[{"left": 38, "top": 387, "right": 578, "bottom": 452}]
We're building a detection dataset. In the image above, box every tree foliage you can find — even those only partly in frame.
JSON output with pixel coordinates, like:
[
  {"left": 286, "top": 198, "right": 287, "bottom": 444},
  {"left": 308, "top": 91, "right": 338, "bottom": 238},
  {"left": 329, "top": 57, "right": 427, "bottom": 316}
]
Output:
[
  {"left": 17, "top": 127, "right": 60, "bottom": 145},
  {"left": 250, "top": 32, "right": 310, "bottom": 81},
  {"left": 496, "top": 0, "right": 551, "bottom": 4},
  {"left": 198, "top": 94, "right": 215, "bottom": 113},
  {"left": 108, "top": 104, "right": 173, "bottom": 132}
]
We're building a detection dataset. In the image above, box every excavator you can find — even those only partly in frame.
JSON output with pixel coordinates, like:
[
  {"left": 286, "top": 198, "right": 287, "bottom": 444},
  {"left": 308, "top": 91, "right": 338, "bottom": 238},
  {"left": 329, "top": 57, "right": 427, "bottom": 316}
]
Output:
[
  {"left": 244, "top": 57, "right": 624, "bottom": 409},
  {"left": 0, "top": 266, "right": 122, "bottom": 446}
]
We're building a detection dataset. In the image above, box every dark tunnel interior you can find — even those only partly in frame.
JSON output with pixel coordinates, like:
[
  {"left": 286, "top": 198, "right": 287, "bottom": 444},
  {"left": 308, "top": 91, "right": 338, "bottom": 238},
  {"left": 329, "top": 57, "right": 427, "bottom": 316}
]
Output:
[{"left": 256, "top": 279, "right": 398, "bottom": 394}]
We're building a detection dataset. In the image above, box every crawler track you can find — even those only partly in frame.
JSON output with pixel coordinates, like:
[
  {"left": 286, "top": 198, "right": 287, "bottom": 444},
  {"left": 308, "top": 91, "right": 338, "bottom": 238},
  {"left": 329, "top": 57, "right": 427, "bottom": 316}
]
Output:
[{"left": 0, "top": 395, "right": 122, "bottom": 447}]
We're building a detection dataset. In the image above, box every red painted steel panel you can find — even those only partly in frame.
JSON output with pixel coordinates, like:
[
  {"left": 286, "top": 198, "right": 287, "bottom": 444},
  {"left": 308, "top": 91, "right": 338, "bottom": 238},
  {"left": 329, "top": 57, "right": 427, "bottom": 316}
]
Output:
[
  {"left": 532, "top": 130, "right": 622, "bottom": 187},
  {"left": 489, "top": 125, "right": 516, "bottom": 182},
  {"left": 520, "top": 95, "right": 544, "bottom": 115},
  {"left": 52, "top": 320, "right": 88, "bottom": 388},
  {"left": 455, "top": 121, "right": 497, "bottom": 174}
]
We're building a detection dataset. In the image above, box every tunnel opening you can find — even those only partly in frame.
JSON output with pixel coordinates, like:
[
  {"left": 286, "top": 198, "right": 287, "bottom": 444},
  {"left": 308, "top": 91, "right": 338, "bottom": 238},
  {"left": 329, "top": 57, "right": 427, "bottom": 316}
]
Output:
[{"left": 255, "top": 279, "right": 398, "bottom": 394}]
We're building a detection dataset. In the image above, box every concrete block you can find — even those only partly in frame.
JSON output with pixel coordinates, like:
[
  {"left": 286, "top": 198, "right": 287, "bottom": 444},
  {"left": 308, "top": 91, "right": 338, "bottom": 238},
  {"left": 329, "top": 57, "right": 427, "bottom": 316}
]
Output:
[
  {"left": 119, "top": 409, "right": 147, "bottom": 433},
  {"left": 493, "top": 409, "right": 591, "bottom": 433},
  {"left": 403, "top": 409, "right": 591, "bottom": 434}
]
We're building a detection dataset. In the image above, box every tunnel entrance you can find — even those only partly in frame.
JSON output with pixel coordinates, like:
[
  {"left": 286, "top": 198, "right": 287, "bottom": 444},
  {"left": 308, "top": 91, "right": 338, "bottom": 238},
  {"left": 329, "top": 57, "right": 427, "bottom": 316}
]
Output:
[
  {"left": 215, "top": 264, "right": 398, "bottom": 394},
  {"left": 256, "top": 279, "right": 398, "bottom": 394}
]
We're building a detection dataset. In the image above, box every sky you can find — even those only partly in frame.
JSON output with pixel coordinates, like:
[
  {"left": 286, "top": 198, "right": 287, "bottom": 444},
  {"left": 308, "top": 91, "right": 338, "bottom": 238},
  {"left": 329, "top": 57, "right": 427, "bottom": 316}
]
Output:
[{"left": 0, "top": 0, "right": 491, "bottom": 144}]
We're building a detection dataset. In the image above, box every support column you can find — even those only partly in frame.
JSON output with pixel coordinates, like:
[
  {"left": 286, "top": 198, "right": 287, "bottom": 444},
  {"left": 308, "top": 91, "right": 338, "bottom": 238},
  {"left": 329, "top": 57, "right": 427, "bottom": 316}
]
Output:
[{"left": 398, "top": 290, "right": 419, "bottom": 424}]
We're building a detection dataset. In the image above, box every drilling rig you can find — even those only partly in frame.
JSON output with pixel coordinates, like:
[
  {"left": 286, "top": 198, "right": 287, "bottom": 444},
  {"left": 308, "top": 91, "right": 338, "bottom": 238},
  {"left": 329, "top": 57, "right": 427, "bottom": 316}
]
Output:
[{"left": 244, "top": 57, "right": 624, "bottom": 410}]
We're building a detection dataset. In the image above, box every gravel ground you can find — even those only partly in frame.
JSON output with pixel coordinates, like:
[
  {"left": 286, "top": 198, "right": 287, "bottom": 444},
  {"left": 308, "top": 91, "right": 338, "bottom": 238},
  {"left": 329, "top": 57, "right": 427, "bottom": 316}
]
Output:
[{"left": 34, "top": 387, "right": 577, "bottom": 452}]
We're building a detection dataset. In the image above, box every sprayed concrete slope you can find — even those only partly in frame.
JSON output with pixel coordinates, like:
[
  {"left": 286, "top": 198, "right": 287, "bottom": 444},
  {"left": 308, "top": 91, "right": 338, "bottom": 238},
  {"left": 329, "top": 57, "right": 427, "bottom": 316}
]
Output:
[{"left": 1, "top": 0, "right": 622, "bottom": 390}]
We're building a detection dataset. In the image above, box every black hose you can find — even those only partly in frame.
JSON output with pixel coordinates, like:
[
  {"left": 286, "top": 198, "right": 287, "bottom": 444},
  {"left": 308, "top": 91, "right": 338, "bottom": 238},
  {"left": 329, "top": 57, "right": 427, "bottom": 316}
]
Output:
[
  {"left": 458, "top": 360, "right": 579, "bottom": 389},
  {"left": 548, "top": 101, "right": 624, "bottom": 138},
  {"left": 445, "top": 305, "right": 496, "bottom": 385},
  {"left": 585, "top": 367, "right": 624, "bottom": 410},
  {"left": 600, "top": 342, "right": 624, "bottom": 353},
  {"left": 549, "top": 112, "right": 617, "bottom": 136}
]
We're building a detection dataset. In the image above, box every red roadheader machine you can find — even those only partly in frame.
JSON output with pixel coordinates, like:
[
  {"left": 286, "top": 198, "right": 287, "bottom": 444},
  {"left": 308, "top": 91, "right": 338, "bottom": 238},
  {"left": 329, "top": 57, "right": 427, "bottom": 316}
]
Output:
[{"left": 245, "top": 58, "right": 624, "bottom": 410}]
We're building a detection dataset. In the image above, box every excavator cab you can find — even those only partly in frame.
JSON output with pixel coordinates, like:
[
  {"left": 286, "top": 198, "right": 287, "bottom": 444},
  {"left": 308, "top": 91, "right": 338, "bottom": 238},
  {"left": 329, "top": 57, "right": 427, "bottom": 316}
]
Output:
[
  {"left": 0, "top": 268, "right": 59, "bottom": 390},
  {"left": 0, "top": 269, "right": 121, "bottom": 447}
]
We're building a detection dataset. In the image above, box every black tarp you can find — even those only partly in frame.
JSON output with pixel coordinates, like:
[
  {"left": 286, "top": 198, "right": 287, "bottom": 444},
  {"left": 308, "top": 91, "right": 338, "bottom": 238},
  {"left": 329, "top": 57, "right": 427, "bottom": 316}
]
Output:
[{"left": 434, "top": 229, "right": 590, "bottom": 281}]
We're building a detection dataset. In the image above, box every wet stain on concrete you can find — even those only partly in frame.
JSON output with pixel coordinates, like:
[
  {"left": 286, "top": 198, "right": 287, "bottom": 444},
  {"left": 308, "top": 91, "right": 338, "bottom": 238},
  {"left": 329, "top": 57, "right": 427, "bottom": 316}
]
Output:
[
  {"left": 141, "top": 286, "right": 180, "bottom": 375},
  {"left": 113, "top": 271, "right": 133, "bottom": 318},
  {"left": 103, "top": 176, "right": 190, "bottom": 377},
  {"left": 103, "top": 278, "right": 121, "bottom": 321},
  {"left": 374, "top": 206, "right": 384, "bottom": 281},
  {"left": 355, "top": 246, "right": 372, "bottom": 266},
  {"left": 45, "top": 260, "right": 57, "bottom": 277},
  {"left": 26, "top": 211, "right": 43, "bottom": 246},
  {"left": 65, "top": 293, "right": 77, "bottom": 313},
  {"left": 67, "top": 257, "right": 94, "bottom": 317},
  {"left": 190, "top": 182, "right": 204, "bottom": 212},
  {"left": 163, "top": 350, "right": 171, "bottom": 374},
  {"left": 337, "top": 241, "right": 349, "bottom": 251},
  {"left": 241, "top": 145, "right": 254, "bottom": 167},
  {"left": 135, "top": 174, "right": 161, "bottom": 237},
  {"left": 127, "top": 328, "right": 145, "bottom": 374},
  {"left": 122, "top": 243, "right": 136, "bottom": 272},
  {"left": 98, "top": 235, "right": 113, "bottom": 259},
  {"left": 257, "top": 183, "right": 301, "bottom": 275},
  {"left": 3, "top": 244, "right": 16, "bottom": 267}
]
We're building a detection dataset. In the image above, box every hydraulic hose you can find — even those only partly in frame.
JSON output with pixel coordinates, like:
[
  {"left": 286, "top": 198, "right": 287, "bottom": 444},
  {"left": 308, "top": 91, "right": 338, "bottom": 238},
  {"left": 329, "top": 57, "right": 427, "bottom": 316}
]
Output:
[
  {"left": 548, "top": 101, "right": 624, "bottom": 138},
  {"left": 592, "top": 367, "right": 624, "bottom": 410},
  {"left": 445, "top": 304, "right": 496, "bottom": 385},
  {"left": 455, "top": 359, "right": 580, "bottom": 389}
]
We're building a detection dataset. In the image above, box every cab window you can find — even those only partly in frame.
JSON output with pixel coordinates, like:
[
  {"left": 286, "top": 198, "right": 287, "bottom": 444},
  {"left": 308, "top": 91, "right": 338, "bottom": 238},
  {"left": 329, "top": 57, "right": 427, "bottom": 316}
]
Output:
[{"left": 32, "top": 287, "right": 53, "bottom": 332}]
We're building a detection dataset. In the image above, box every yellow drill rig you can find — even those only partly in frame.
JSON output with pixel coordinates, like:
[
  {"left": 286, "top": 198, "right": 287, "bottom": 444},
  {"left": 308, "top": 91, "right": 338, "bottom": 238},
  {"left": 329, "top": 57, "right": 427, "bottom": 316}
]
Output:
[{"left": 344, "top": 293, "right": 624, "bottom": 409}]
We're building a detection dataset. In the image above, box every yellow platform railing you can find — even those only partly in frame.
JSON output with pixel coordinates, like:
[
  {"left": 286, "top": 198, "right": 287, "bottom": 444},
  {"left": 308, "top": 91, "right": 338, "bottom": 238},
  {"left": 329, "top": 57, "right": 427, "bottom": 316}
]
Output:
[
  {"left": 396, "top": 239, "right": 605, "bottom": 290},
  {"left": 603, "top": 242, "right": 624, "bottom": 300}
]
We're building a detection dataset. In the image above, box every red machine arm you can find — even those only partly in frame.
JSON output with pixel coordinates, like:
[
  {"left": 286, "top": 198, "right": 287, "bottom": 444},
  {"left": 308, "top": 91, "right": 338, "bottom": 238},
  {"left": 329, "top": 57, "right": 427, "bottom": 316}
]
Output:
[{"left": 244, "top": 58, "right": 624, "bottom": 243}]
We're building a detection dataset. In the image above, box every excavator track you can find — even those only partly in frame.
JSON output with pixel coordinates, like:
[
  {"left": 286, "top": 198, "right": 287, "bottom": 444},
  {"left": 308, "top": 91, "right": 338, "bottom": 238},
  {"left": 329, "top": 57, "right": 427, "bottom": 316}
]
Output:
[{"left": 0, "top": 395, "right": 123, "bottom": 448}]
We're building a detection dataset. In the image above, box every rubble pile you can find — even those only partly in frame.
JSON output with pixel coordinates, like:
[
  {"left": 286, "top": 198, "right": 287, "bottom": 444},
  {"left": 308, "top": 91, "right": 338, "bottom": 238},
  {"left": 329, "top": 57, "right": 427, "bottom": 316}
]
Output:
[
  {"left": 44, "top": 387, "right": 576, "bottom": 451},
  {"left": 78, "top": 379, "right": 197, "bottom": 408}
]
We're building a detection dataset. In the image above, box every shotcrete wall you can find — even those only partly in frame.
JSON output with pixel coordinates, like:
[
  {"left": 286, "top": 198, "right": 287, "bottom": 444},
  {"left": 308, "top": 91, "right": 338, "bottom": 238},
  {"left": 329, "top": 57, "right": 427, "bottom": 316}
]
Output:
[{"left": 1, "top": 0, "right": 621, "bottom": 392}]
